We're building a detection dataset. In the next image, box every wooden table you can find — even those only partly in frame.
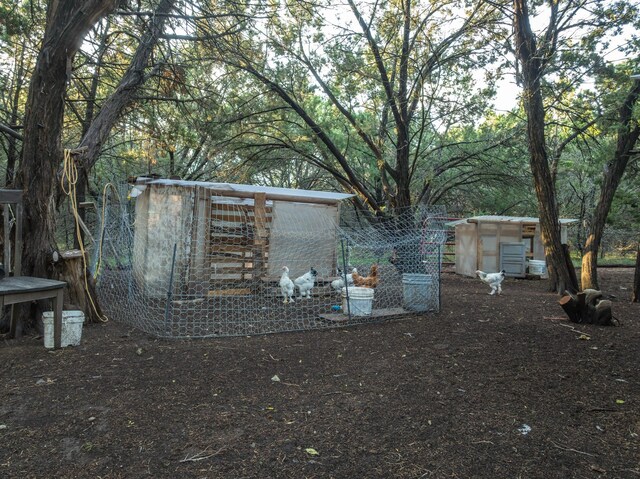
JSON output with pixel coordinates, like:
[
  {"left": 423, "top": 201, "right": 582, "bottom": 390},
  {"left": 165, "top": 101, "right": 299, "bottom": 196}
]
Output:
[{"left": 1, "top": 277, "right": 66, "bottom": 349}]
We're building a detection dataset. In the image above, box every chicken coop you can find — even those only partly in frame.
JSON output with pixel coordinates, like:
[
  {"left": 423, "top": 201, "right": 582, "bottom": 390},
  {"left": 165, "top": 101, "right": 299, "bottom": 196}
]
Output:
[
  {"left": 130, "top": 178, "right": 351, "bottom": 297},
  {"left": 96, "top": 179, "right": 447, "bottom": 338},
  {"left": 449, "top": 215, "right": 578, "bottom": 278}
]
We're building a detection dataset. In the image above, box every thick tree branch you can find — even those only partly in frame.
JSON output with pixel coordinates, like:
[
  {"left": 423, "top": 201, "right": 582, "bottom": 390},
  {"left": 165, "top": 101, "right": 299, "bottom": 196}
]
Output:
[{"left": 0, "top": 123, "right": 23, "bottom": 141}]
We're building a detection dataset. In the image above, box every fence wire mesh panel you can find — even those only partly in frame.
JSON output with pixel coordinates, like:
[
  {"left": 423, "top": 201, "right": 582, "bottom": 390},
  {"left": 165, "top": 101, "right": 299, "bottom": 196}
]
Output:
[
  {"left": 95, "top": 183, "right": 446, "bottom": 338},
  {"left": 598, "top": 229, "right": 639, "bottom": 264},
  {"left": 565, "top": 225, "right": 639, "bottom": 265}
]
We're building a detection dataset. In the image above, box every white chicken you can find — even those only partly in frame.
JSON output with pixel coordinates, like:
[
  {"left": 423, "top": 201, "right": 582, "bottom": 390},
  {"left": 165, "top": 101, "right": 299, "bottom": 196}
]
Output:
[
  {"left": 294, "top": 267, "right": 318, "bottom": 298},
  {"left": 279, "top": 266, "right": 295, "bottom": 304},
  {"left": 476, "top": 270, "right": 506, "bottom": 295},
  {"left": 331, "top": 268, "right": 356, "bottom": 291}
]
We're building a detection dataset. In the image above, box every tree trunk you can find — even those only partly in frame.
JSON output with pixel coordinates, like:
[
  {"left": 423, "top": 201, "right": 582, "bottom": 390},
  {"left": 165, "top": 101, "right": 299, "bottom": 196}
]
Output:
[
  {"left": 15, "top": 0, "right": 118, "bottom": 331},
  {"left": 632, "top": 244, "right": 640, "bottom": 303},
  {"left": 563, "top": 243, "right": 579, "bottom": 290},
  {"left": 78, "top": 0, "right": 176, "bottom": 173},
  {"left": 581, "top": 80, "right": 640, "bottom": 290},
  {"left": 559, "top": 289, "right": 613, "bottom": 325},
  {"left": 513, "top": 0, "right": 576, "bottom": 294},
  {"left": 54, "top": 250, "right": 104, "bottom": 322},
  {"left": 5, "top": 38, "right": 28, "bottom": 187},
  {"left": 66, "top": 0, "right": 175, "bottom": 323}
]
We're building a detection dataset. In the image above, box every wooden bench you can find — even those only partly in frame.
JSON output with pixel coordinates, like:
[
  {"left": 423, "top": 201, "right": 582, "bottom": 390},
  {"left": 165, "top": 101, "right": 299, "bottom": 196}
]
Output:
[{"left": 1, "top": 189, "right": 66, "bottom": 348}]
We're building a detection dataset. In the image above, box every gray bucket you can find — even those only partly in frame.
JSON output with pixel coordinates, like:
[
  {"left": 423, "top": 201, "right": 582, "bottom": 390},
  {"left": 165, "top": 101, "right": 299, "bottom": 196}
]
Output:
[{"left": 402, "top": 274, "right": 433, "bottom": 312}]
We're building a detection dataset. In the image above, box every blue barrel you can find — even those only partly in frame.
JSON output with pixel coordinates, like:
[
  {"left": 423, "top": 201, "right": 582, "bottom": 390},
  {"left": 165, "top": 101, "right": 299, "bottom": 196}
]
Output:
[{"left": 402, "top": 274, "right": 433, "bottom": 312}]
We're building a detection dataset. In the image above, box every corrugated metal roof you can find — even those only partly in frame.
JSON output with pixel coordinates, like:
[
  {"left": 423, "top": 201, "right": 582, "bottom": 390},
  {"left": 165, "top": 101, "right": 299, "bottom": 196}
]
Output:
[
  {"left": 446, "top": 215, "right": 578, "bottom": 227},
  {"left": 469, "top": 215, "right": 578, "bottom": 224},
  {"left": 135, "top": 178, "right": 354, "bottom": 202}
]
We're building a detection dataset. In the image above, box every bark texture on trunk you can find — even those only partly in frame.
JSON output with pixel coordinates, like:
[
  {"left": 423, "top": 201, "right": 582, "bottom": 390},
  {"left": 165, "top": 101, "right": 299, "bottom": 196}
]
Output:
[
  {"left": 513, "top": 0, "right": 576, "bottom": 294},
  {"left": 581, "top": 80, "right": 640, "bottom": 290},
  {"left": 54, "top": 250, "right": 105, "bottom": 322},
  {"left": 633, "top": 245, "right": 640, "bottom": 303},
  {"left": 15, "top": 0, "right": 118, "bottom": 330},
  {"left": 78, "top": 0, "right": 175, "bottom": 172},
  {"left": 559, "top": 289, "right": 613, "bottom": 326}
]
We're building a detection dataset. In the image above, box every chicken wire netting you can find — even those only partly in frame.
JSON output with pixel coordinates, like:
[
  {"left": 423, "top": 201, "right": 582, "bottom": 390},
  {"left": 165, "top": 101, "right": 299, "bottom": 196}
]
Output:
[{"left": 92, "top": 183, "right": 446, "bottom": 338}]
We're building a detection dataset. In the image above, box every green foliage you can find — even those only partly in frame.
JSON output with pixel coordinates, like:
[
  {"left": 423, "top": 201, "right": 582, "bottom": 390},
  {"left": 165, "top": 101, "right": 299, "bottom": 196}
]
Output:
[
  {"left": 0, "top": 1, "right": 33, "bottom": 40},
  {"left": 1, "top": 0, "right": 638, "bottom": 240}
]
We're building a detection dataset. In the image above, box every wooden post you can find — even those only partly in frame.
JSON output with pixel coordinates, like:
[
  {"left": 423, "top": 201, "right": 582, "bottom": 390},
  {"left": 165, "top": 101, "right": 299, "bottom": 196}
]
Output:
[
  {"left": 187, "top": 186, "right": 211, "bottom": 296},
  {"left": 633, "top": 244, "right": 640, "bottom": 303},
  {"left": 0, "top": 189, "right": 24, "bottom": 275},
  {"left": 55, "top": 250, "right": 104, "bottom": 323},
  {"left": 252, "top": 193, "right": 268, "bottom": 290},
  {"left": 3, "top": 203, "right": 11, "bottom": 273}
]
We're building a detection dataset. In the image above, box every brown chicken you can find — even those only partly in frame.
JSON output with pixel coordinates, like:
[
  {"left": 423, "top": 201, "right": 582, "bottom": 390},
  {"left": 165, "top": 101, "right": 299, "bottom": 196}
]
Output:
[{"left": 352, "top": 264, "right": 379, "bottom": 288}]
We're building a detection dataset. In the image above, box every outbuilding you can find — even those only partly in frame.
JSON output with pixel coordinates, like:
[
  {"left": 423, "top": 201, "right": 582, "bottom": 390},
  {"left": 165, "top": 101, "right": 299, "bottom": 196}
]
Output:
[
  {"left": 449, "top": 215, "right": 578, "bottom": 278},
  {"left": 131, "top": 178, "right": 353, "bottom": 297}
]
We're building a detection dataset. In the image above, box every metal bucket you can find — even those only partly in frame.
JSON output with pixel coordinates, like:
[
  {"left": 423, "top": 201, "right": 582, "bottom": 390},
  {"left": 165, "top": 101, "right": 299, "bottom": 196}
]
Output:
[{"left": 402, "top": 273, "right": 433, "bottom": 312}]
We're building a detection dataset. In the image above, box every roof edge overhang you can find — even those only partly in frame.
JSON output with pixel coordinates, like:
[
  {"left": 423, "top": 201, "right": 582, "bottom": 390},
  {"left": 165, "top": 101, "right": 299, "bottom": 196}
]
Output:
[{"left": 133, "top": 177, "right": 354, "bottom": 205}]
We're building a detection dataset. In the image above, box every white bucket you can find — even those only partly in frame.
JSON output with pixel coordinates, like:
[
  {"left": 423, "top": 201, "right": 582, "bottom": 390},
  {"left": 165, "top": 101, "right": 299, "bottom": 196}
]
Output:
[
  {"left": 342, "top": 287, "right": 374, "bottom": 316},
  {"left": 528, "top": 260, "right": 547, "bottom": 277},
  {"left": 402, "top": 273, "right": 434, "bottom": 312},
  {"left": 42, "top": 310, "right": 85, "bottom": 349}
]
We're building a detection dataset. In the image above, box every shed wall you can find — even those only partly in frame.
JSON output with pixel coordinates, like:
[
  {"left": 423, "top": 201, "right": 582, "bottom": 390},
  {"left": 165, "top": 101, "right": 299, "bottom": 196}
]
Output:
[
  {"left": 267, "top": 201, "right": 339, "bottom": 278},
  {"left": 530, "top": 224, "right": 570, "bottom": 261},
  {"left": 478, "top": 222, "right": 522, "bottom": 273},
  {"left": 455, "top": 223, "right": 478, "bottom": 277},
  {"left": 133, "top": 186, "right": 195, "bottom": 297},
  {"left": 133, "top": 185, "right": 343, "bottom": 296},
  {"left": 454, "top": 217, "right": 575, "bottom": 276}
]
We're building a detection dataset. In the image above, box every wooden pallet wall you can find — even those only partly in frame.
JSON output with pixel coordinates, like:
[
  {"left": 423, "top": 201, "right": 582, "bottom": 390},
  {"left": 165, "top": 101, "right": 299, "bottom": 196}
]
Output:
[{"left": 207, "top": 193, "right": 272, "bottom": 286}]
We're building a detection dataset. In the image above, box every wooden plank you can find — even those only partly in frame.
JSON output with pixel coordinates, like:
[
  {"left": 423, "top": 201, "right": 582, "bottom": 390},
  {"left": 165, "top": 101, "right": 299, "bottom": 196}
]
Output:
[
  {"left": 318, "top": 308, "right": 412, "bottom": 323},
  {"left": 252, "top": 193, "right": 268, "bottom": 284},
  {"left": 14, "top": 201, "right": 22, "bottom": 275},
  {"left": 206, "top": 188, "right": 342, "bottom": 205},
  {"left": 209, "top": 235, "right": 251, "bottom": 246},
  {"left": 3, "top": 203, "right": 11, "bottom": 273},
  {"left": 0, "top": 189, "right": 23, "bottom": 204},
  {"left": 211, "top": 225, "right": 254, "bottom": 235},
  {"left": 0, "top": 276, "right": 67, "bottom": 293},
  {"left": 209, "top": 265, "right": 255, "bottom": 274},
  {"left": 522, "top": 224, "right": 536, "bottom": 237},
  {"left": 211, "top": 212, "right": 273, "bottom": 222},
  {"left": 207, "top": 250, "right": 270, "bottom": 261},
  {"left": 210, "top": 273, "right": 254, "bottom": 280},
  {"left": 207, "top": 288, "right": 252, "bottom": 297},
  {"left": 211, "top": 203, "right": 248, "bottom": 212},
  {"left": 187, "top": 186, "right": 212, "bottom": 287},
  {"left": 210, "top": 203, "right": 272, "bottom": 213},
  {"left": 208, "top": 278, "right": 253, "bottom": 285},
  {"left": 211, "top": 212, "right": 248, "bottom": 222},
  {"left": 210, "top": 247, "right": 252, "bottom": 256},
  {"left": 253, "top": 193, "right": 269, "bottom": 239},
  {"left": 210, "top": 257, "right": 253, "bottom": 266},
  {"left": 206, "top": 248, "right": 254, "bottom": 257},
  {"left": 208, "top": 243, "right": 255, "bottom": 253}
]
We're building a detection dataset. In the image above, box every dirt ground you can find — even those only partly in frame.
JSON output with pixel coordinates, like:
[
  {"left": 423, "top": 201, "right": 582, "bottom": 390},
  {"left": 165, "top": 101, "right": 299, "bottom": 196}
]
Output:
[{"left": 1, "top": 268, "right": 639, "bottom": 479}]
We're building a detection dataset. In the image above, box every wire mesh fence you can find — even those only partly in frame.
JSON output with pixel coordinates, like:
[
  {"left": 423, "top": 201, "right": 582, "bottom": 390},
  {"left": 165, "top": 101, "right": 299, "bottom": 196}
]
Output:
[
  {"left": 565, "top": 224, "right": 639, "bottom": 265},
  {"left": 91, "top": 180, "right": 446, "bottom": 338},
  {"left": 53, "top": 180, "right": 639, "bottom": 338},
  {"left": 598, "top": 229, "right": 639, "bottom": 263}
]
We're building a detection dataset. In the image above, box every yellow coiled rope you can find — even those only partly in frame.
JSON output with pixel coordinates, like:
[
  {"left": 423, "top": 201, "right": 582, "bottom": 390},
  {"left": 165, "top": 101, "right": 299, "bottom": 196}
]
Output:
[{"left": 61, "top": 149, "right": 108, "bottom": 322}]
